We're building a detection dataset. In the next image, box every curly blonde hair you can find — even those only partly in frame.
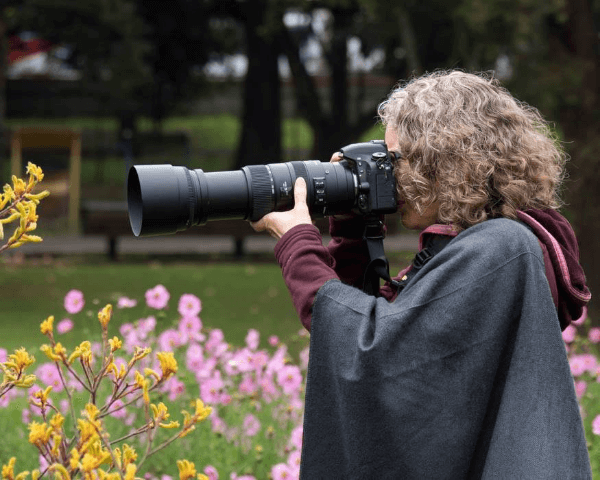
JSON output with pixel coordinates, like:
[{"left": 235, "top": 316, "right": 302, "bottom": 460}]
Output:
[{"left": 378, "top": 70, "right": 567, "bottom": 231}]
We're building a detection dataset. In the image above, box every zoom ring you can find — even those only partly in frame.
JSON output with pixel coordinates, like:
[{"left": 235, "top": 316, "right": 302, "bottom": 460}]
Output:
[{"left": 246, "top": 165, "right": 274, "bottom": 221}]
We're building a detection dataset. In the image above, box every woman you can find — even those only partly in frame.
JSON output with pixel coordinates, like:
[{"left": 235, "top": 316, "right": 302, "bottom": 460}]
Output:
[{"left": 252, "top": 70, "right": 592, "bottom": 479}]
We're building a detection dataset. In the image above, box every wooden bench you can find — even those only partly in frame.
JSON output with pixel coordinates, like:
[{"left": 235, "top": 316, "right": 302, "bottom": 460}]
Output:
[{"left": 80, "top": 200, "right": 404, "bottom": 260}]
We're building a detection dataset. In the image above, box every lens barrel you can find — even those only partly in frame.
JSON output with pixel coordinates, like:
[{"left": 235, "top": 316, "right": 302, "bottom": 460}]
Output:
[{"left": 127, "top": 161, "right": 356, "bottom": 237}]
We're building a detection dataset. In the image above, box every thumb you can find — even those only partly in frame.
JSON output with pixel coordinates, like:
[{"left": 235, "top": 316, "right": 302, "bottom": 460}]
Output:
[{"left": 294, "top": 177, "right": 308, "bottom": 208}]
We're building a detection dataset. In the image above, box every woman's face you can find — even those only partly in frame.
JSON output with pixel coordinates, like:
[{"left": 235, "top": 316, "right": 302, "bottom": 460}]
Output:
[{"left": 385, "top": 126, "right": 440, "bottom": 231}]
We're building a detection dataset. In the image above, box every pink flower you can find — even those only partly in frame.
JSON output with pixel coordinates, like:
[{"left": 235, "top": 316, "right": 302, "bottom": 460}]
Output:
[
  {"left": 290, "top": 425, "right": 303, "bottom": 450},
  {"left": 158, "top": 329, "right": 182, "bottom": 352},
  {"left": 206, "top": 329, "right": 228, "bottom": 358},
  {"left": 589, "top": 328, "right": 600, "bottom": 344},
  {"left": 117, "top": 296, "right": 137, "bottom": 309},
  {"left": 56, "top": 318, "right": 74, "bottom": 334},
  {"left": 271, "top": 463, "right": 294, "bottom": 480},
  {"left": 163, "top": 376, "right": 185, "bottom": 401},
  {"left": 572, "top": 306, "right": 587, "bottom": 326},
  {"left": 178, "top": 294, "right": 202, "bottom": 317},
  {"left": 145, "top": 284, "right": 170, "bottom": 310},
  {"left": 259, "top": 375, "right": 279, "bottom": 402},
  {"left": 64, "top": 289, "right": 85, "bottom": 314},
  {"left": 203, "top": 466, "right": 219, "bottom": 480},
  {"left": 269, "top": 335, "right": 279, "bottom": 347},
  {"left": 211, "top": 414, "right": 226, "bottom": 434},
  {"left": 201, "top": 375, "right": 224, "bottom": 404},
  {"left": 245, "top": 329, "right": 260, "bottom": 350},
  {"left": 186, "top": 343, "right": 204, "bottom": 371},
  {"left": 109, "top": 399, "right": 128, "bottom": 419},
  {"left": 277, "top": 365, "right": 303, "bottom": 396},
  {"left": 0, "top": 348, "right": 7, "bottom": 363},
  {"left": 243, "top": 413, "right": 260, "bottom": 436},
  {"left": 593, "top": 415, "right": 600, "bottom": 436},
  {"left": 287, "top": 450, "right": 302, "bottom": 476},
  {"left": 581, "top": 354, "right": 598, "bottom": 374},
  {"left": 138, "top": 316, "right": 157, "bottom": 338},
  {"left": 299, "top": 347, "right": 310, "bottom": 370},
  {"left": 569, "top": 355, "right": 587, "bottom": 377},
  {"left": 574, "top": 380, "right": 587, "bottom": 399},
  {"left": 179, "top": 315, "right": 204, "bottom": 343},
  {"left": 35, "top": 363, "right": 63, "bottom": 392},
  {"left": 22, "top": 408, "right": 30, "bottom": 424},
  {"left": 239, "top": 374, "right": 258, "bottom": 396},
  {"left": 562, "top": 325, "right": 577, "bottom": 343}
]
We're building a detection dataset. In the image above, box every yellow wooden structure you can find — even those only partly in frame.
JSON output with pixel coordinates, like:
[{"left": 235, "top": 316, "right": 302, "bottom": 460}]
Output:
[{"left": 10, "top": 127, "right": 82, "bottom": 234}]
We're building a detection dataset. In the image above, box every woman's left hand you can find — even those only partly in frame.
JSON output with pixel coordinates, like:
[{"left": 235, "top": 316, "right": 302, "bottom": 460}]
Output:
[{"left": 250, "top": 177, "right": 313, "bottom": 239}]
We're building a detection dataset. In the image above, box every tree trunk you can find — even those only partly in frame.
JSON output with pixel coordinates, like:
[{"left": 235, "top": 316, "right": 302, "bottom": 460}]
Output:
[
  {"left": 0, "top": 16, "right": 6, "bottom": 165},
  {"left": 558, "top": 0, "right": 600, "bottom": 322},
  {"left": 234, "top": 2, "right": 281, "bottom": 169}
]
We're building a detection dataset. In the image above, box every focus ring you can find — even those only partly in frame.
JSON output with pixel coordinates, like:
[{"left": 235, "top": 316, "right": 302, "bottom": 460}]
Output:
[
  {"left": 246, "top": 165, "right": 273, "bottom": 221},
  {"left": 291, "top": 161, "right": 308, "bottom": 183}
]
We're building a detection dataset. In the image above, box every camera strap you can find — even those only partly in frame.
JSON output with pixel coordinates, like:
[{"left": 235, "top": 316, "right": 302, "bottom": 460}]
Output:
[
  {"left": 362, "top": 218, "right": 453, "bottom": 297},
  {"left": 362, "top": 216, "right": 402, "bottom": 296}
]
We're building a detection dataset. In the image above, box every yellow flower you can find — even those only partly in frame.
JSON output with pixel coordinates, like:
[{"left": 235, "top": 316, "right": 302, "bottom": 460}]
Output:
[
  {"left": 108, "top": 336, "right": 122, "bottom": 352},
  {"left": 40, "top": 344, "right": 61, "bottom": 362},
  {"left": 2, "top": 457, "right": 16, "bottom": 480},
  {"left": 49, "top": 464, "right": 70, "bottom": 480},
  {"left": 50, "top": 432, "right": 63, "bottom": 457},
  {"left": 151, "top": 402, "right": 169, "bottom": 421},
  {"left": 69, "top": 341, "right": 92, "bottom": 364},
  {"left": 124, "top": 464, "right": 136, "bottom": 480},
  {"left": 98, "top": 304, "right": 112, "bottom": 329},
  {"left": 197, "top": 476, "right": 210, "bottom": 480},
  {"left": 50, "top": 412, "right": 65, "bottom": 431},
  {"left": 84, "top": 403, "right": 101, "bottom": 422},
  {"left": 12, "top": 176, "right": 26, "bottom": 197},
  {"left": 13, "top": 374, "right": 36, "bottom": 388},
  {"left": 122, "top": 444, "right": 137, "bottom": 466},
  {"left": 26, "top": 162, "right": 44, "bottom": 183},
  {"left": 129, "top": 346, "right": 152, "bottom": 365},
  {"left": 157, "top": 351, "right": 178, "bottom": 379},
  {"left": 193, "top": 399, "right": 212, "bottom": 422},
  {"left": 134, "top": 371, "right": 150, "bottom": 404},
  {"left": 32, "top": 386, "right": 53, "bottom": 408},
  {"left": 144, "top": 367, "right": 161, "bottom": 381},
  {"left": 177, "top": 460, "right": 196, "bottom": 480},
  {"left": 54, "top": 343, "right": 67, "bottom": 359},
  {"left": 9, "top": 348, "right": 35, "bottom": 371},
  {"left": 69, "top": 448, "right": 81, "bottom": 470},
  {"left": 106, "top": 361, "right": 126, "bottom": 381},
  {"left": 77, "top": 418, "right": 98, "bottom": 445},
  {"left": 28, "top": 421, "right": 52, "bottom": 446},
  {"left": 40, "top": 316, "right": 54, "bottom": 336}
]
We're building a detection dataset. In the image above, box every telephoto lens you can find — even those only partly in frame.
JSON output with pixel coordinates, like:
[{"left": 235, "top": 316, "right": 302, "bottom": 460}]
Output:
[{"left": 127, "top": 160, "right": 357, "bottom": 237}]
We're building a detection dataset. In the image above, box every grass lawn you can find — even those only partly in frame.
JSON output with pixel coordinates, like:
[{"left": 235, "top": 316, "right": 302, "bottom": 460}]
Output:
[{"left": 0, "top": 258, "right": 307, "bottom": 359}]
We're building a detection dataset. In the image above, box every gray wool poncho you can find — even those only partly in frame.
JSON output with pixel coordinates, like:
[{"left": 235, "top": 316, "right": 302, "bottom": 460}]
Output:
[{"left": 300, "top": 218, "right": 591, "bottom": 479}]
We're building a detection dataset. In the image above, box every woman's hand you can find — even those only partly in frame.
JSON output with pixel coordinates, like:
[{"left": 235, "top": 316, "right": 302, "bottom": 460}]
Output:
[{"left": 250, "top": 177, "right": 313, "bottom": 240}]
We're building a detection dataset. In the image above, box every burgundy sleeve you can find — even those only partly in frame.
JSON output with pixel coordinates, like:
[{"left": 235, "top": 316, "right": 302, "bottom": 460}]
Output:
[{"left": 274, "top": 224, "right": 339, "bottom": 331}]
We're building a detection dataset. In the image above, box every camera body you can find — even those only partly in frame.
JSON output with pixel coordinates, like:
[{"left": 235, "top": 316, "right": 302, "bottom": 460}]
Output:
[
  {"left": 339, "top": 140, "right": 397, "bottom": 216},
  {"left": 127, "top": 140, "right": 398, "bottom": 237}
]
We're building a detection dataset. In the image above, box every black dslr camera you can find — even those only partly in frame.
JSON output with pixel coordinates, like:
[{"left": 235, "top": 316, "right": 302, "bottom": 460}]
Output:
[{"left": 127, "top": 140, "right": 398, "bottom": 237}]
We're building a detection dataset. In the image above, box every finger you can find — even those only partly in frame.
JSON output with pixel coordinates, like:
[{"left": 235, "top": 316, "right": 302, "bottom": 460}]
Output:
[
  {"left": 294, "top": 177, "right": 308, "bottom": 208},
  {"left": 330, "top": 152, "right": 343, "bottom": 163},
  {"left": 249, "top": 218, "right": 265, "bottom": 232}
]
